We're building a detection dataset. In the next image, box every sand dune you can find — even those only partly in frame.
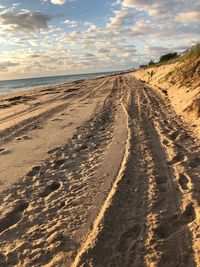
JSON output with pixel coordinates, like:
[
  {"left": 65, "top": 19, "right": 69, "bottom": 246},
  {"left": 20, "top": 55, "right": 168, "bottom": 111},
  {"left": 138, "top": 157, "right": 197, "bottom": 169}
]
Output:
[
  {"left": 0, "top": 74, "right": 199, "bottom": 266},
  {"left": 133, "top": 60, "right": 200, "bottom": 138}
]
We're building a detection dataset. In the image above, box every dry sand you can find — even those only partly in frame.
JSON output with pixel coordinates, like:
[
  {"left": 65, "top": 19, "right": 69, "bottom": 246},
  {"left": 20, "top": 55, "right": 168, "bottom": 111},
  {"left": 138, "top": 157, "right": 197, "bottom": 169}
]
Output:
[
  {"left": 0, "top": 74, "right": 199, "bottom": 266},
  {"left": 133, "top": 62, "right": 200, "bottom": 138}
]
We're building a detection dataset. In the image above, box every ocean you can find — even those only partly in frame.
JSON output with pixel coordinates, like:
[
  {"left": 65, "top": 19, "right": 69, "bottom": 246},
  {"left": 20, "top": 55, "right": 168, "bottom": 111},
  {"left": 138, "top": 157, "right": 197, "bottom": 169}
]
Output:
[{"left": 0, "top": 71, "right": 118, "bottom": 94}]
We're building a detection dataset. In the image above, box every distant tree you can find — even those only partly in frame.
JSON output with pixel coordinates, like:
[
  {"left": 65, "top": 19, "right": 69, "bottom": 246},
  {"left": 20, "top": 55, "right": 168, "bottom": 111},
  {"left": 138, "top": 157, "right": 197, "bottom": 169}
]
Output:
[
  {"left": 148, "top": 60, "right": 155, "bottom": 66},
  {"left": 159, "top": 52, "right": 178, "bottom": 63},
  {"left": 140, "top": 64, "right": 147, "bottom": 68}
]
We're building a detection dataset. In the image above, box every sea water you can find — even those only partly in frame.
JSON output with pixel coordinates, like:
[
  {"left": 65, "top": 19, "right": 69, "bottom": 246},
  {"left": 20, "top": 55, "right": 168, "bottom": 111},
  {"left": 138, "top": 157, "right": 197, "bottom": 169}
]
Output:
[{"left": 0, "top": 71, "right": 118, "bottom": 94}]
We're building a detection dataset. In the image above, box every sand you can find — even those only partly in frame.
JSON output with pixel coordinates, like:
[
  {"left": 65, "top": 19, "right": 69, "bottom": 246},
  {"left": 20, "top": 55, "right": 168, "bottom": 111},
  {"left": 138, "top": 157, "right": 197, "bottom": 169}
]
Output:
[
  {"left": 0, "top": 74, "right": 199, "bottom": 266},
  {"left": 133, "top": 62, "right": 200, "bottom": 138}
]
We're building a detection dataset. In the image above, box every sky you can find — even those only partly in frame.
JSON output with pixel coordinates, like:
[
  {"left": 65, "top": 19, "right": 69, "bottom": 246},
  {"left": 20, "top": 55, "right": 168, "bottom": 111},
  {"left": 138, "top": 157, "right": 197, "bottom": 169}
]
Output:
[{"left": 0, "top": 0, "right": 200, "bottom": 80}]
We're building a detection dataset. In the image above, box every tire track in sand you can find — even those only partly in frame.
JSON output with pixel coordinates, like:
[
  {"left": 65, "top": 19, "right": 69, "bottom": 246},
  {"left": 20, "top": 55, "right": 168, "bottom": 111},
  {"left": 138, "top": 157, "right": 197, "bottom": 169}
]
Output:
[
  {"left": 0, "top": 74, "right": 199, "bottom": 266},
  {"left": 139, "top": 80, "right": 200, "bottom": 266},
  {"left": 0, "top": 76, "right": 129, "bottom": 267},
  {"left": 72, "top": 75, "right": 199, "bottom": 267},
  {"left": 72, "top": 78, "right": 132, "bottom": 267}
]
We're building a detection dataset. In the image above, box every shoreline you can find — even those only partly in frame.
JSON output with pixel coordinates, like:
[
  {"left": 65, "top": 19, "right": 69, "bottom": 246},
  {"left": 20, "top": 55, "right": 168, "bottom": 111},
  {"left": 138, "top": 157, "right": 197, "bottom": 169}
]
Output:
[
  {"left": 0, "top": 75, "right": 115, "bottom": 190},
  {"left": 0, "top": 71, "right": 123, "bottom": 96}
]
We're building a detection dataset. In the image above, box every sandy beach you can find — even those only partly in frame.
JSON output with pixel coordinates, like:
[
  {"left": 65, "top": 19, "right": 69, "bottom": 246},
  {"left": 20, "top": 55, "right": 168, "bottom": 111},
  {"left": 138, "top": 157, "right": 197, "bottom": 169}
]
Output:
[{"left": 0, "top": 73, "right": 199, "bottom": 266}]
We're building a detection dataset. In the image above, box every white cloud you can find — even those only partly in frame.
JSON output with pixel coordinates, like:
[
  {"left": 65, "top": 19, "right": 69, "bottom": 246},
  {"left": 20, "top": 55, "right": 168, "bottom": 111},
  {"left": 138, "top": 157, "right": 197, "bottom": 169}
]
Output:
[
  {"left": 0, "top": 0, "right": 200, "bottom": 79},
  {"left": 0, "top": 11, "right": 51, "bottom": 33},
  {"left": 107, "top": 8, "right": 142, "bottom": 29},
  {"left": 51, "top": 0, "right": 66, "bottom": 5},
  {"left": 64, "top": 19, "right": 78, "bottom": 28},
  {"left": 0, "top": 61, "right": 19, "bottom": 71},
  {"left": 175, "top": 11, "right": 200, "bottom": 23},
  {"left": 12, "top": 3, "right": 21, "bottom": 7},
  {"left": 122, "top": 0, "right": 163, "bottom": 16},
  {"left": 112, "top": 0, "right": 122, "bottom": 7},
  {"left": 144, "top": 45, "right": 177, "bottom": 58},
  {"left": 122, "top": 0, "right": 200, "bottom": 17}
]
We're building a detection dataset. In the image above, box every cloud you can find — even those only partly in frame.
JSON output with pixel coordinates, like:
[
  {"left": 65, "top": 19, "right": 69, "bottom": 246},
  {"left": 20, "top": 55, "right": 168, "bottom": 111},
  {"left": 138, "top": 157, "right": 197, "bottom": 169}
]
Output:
[
  {"left": 175, "top": 11, "right": 200, "bottom": 23},
  {"left": 30, "top": 54, "right": 42, "bottom": 58},
  {"left": 122, "top": 0, "right": 200, "bottom": 17},
  {"left": 0, "top": 0, "right": 200, "bottom": 79},
  {"left": 51, "top": 0, "right": 66, "bottom": 5},
  {"left": 144, "top": 43, "right": 192, "bottom": 56},
  {"left": 108, "top": 0, "right": 199, "bottom": 41},
  {"left": 64, "top": 19, "right": 78, "bottom": 28},
  {"left": 144, "top": 45, "right": 180, "bottom": 58},
  {"left": 0, "top": 61, "right": 19, "bottom": 71},
  {"left": 0, "top": 11, "right": 51, "bottom": 33},
  {"left": 122, "top": 0, "right": 165, "bottom": 16},
  {"left": 107, "top": 8, "right": 142, "bottom": 29},
  {"left": 111, "top": 0, "right": 122, "bottom": 7}
]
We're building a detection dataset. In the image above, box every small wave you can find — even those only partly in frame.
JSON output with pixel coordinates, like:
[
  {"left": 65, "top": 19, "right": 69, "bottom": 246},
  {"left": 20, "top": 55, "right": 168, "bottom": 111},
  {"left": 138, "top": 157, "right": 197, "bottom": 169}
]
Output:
[{"left": 0, "top": 71, "right": 118, "bottom": 94}]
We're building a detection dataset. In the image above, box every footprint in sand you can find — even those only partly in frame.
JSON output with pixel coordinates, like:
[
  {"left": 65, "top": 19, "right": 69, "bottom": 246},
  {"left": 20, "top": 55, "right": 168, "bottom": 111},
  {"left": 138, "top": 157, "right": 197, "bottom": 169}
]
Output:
[
  {"left": 39, "top": 181, "right": 61, "bottom": 198},
  {"left": 174, "top": 142, "right": 183, "bottom": 150},
  {"left": 154, "top": 203, "right": 196, "bottom": 240},
  {"left": 176, "top": 131, "right": 190, "bottom": 142},
  {"left": 0, "top": 200, "right": 29, "bottom": 234},
  {"left": 168, "top": 131, "right": 180, "bottom": 141},
  {"left": 154, "top": 223, "right": 173, "bottom": 239},
  {"left": 182, "top": 203, "right": 196, "bottom": 223},
  {"left": 51, "top": 159, "right": 66, "bottom": 169},
  {"left": 162, "top": 128, "right": 171, "bottom": 135},
  {"left": 47, "top": 147, "right": 60, "bottom": 155},
  {"left": 168, "top": 152, "right": 185, "bottom": 165},
  {"left": 27, "top": 165, "right": 42, "bottom": 177},
  {"left": 178, "top": 173, "right": 191, "bottom": 191},
  {"left": 116, "top": 224, "right": 142, "bottom": 253},
  {"left": 75, "top": 144, "right": 88, "bottom": 152},
  {"left": 162, "top": 139, "right": 169, "bottom": 146}
]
